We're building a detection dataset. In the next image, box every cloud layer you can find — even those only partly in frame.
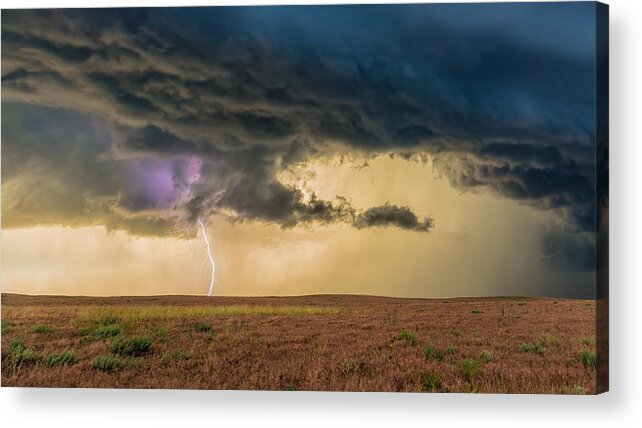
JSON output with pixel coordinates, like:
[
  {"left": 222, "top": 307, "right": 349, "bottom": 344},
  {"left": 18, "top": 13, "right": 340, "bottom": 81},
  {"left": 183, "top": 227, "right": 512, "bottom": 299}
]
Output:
[{"left": 2, "top": 5, "right": 597, "bottom": 265}]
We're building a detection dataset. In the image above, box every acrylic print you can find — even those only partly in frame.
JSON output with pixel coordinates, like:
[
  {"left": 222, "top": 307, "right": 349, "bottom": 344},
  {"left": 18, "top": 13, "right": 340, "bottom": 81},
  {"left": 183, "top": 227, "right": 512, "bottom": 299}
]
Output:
[{"left": 1, "top": 2, "right": 608, "bottom": 393}]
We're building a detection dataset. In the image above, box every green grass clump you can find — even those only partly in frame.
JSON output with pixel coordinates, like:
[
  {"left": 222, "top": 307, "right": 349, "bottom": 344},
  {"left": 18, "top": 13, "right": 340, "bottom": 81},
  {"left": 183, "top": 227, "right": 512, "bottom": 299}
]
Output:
[
  {"left": 479, "top": 350, "right": 493, "bottom": 363},
  {"left": 392, "top": 329, "right": 417, "bottom": 345},
  {"left": 9, "top": 338, "right": 25, "bottom": 353},
  {"left": 520, "top": 341, "right": 545, "bottom": 355},
  {"left": 194, "top": 322, "right": 212, "bottom": 333},
  {"left": 151, "top": 325, "right": 168, "bottom": 338},
  {"left": 32, "top": 324, "right": 53, "bottom": 334},
  {"left": 449, "top": 328, "right": 461, "bottom": 337},
  {"left": 424, "top": 344, "right": 444, "bottom": 362},
  {"left": 125, "top": 357, "right": 148, "bottom": 369},
  {"left": 471, "top": 309, "right": 484, "bottom": 314},
  {"left": 418, "top": 371, "right": 442, "bottom": 392},
  {"left": 1, "top": 321, "right": 15, "bottom": 334},
  {"left": 341, "top": 358, "right": 365, "bottom": 377},
  {"left": 93, "top": 324, "right": 123, "bottom": 338},
  {"left": 164, "top": 349, "right": 189, "bottom": 362},
  {"left": 94, "top": 354, "right": 120, "bottom": 372},
  {"left": 110, "top": 336, "right": 152, "bottom": 356},
  {"left": 540, "top": 333, "right": 559, "bottom": 348},
  {"left": 15, "top": 347, "right": 38, "bottom": 365},
  {"left": 43, "top": 350, "right": 74, "bottom": 367},
  {"left": 9, "top": 338, "right": 39, "bottom": 371},
  {"left": 580, "top": 349, "right": 598, "bottom": 369},
  {"left": 533, "top": 342, "right": 546, "bottom": 355},
  {"left": 171, "top": 349, "right": 189, "bottom": 361},
  {"left": 459, "top": 358, "right": 483, "bottom": 384},
  {"left": 446, "top": 346, "right": 459, "bottom": 355},
  {"left": 96, "top": 314, "right": 119, "bottom": 325}
]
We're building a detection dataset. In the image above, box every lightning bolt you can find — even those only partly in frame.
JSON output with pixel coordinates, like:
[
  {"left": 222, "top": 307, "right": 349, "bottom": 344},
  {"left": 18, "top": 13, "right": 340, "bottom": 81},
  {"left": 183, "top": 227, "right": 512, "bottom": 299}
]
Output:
[{"left": 197, "top": 217, "right": 217, "bottom": 296}]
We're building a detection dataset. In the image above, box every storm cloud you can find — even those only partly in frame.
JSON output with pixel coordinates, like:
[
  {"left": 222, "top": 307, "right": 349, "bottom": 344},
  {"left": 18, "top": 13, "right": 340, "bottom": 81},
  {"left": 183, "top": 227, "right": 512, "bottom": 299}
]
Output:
[
  {"left": 1, "top": 4, "right": 597, "bottom": 249},
  {"left": 355, "top": 204, "right": 433, "bottom": 232}
]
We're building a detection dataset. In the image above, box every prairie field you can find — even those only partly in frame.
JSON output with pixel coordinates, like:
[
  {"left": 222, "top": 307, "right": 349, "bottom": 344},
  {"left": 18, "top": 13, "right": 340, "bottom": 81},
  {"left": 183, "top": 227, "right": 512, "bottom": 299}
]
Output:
[{"left": 1, "top": 293, "right": 597, "bottom": 393}]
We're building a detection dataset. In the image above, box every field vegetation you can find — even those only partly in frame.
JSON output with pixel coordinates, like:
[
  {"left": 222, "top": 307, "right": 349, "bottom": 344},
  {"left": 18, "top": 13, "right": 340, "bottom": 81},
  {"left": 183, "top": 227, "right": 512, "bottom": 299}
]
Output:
[{"left": 1, "top": 294, "right": 597, "bottom": 393}]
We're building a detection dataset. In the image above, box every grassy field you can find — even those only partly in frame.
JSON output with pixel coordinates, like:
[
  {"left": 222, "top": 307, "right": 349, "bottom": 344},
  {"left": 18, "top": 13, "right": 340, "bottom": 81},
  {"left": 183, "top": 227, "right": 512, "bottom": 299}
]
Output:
[{"left": 1, "top": 293, "right": 597, "bottom": 393}]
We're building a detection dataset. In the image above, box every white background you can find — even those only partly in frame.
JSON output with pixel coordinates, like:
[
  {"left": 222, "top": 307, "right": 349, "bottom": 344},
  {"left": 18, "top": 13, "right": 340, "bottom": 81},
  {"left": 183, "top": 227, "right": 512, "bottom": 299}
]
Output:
[{"left": 1, "top": 0, "right": 640, "bottom": 426}]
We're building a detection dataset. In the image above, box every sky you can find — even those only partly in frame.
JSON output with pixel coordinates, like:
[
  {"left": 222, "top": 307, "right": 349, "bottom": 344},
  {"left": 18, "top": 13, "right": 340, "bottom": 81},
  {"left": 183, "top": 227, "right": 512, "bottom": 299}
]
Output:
[{"left": 1, "top": 3, "right": 600, "bottom": 298}]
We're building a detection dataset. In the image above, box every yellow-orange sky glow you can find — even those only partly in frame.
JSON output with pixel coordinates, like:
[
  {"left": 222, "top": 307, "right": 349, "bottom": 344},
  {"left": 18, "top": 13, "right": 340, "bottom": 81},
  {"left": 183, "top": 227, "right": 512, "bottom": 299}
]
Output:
[{"left": 1, "top": 156, "right": 594, "bottom": 298}]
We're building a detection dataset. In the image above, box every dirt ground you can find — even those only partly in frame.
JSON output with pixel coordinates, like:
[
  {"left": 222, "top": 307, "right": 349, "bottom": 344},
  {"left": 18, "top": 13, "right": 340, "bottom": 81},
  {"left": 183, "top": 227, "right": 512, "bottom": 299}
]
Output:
[{"left": 1, "top": 293, "right": 597, "bottom": 393}]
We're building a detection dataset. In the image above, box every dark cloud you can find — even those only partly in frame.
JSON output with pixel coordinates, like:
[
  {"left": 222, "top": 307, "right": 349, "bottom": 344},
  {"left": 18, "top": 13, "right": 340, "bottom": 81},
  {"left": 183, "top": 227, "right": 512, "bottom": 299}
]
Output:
[
  {"left": 280, "top": 140, "right": 319, "bottom": 168},
  {"left": 540, "top": 230, "right": 596, "bottom": 272},
  {"left": 477, "top": 142, "right": 564, "bottom": 166},
  {"left": 355, "top": 204, "right": 433, "bottom": 232},
  {"left": 87, "top": 72, "right": 159, "bottom": 116},
  {"left": 1, "top": 102, "right": 432, "bottom": 237},
  {"left": 1, "top": 4, "right": 597, "bottom": 245},
  {"left": 0, "top": 103, "right": 180, "bottom": 237},
  {"left": 432, "top": 151, "right": 595, "bottom": 232},
  {"left": 1, "top": 6, "right": 596, "bottom": 148},
  {"left": 2, "top": 67, "right": 28, "bottom": 82}
]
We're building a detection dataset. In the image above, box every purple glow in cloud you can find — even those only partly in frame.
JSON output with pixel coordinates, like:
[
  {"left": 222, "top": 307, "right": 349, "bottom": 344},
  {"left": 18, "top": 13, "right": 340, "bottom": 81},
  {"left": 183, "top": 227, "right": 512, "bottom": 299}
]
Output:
[{"left": 126, "top": 156, "right": 202, "bottom": 211}]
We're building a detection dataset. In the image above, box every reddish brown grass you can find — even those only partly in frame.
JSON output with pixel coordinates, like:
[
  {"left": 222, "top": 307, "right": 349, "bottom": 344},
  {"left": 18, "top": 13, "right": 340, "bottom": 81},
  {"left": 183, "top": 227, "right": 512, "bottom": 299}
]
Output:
[{"left": 1, "top": 293, "right": 597, "bottom": 393}]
